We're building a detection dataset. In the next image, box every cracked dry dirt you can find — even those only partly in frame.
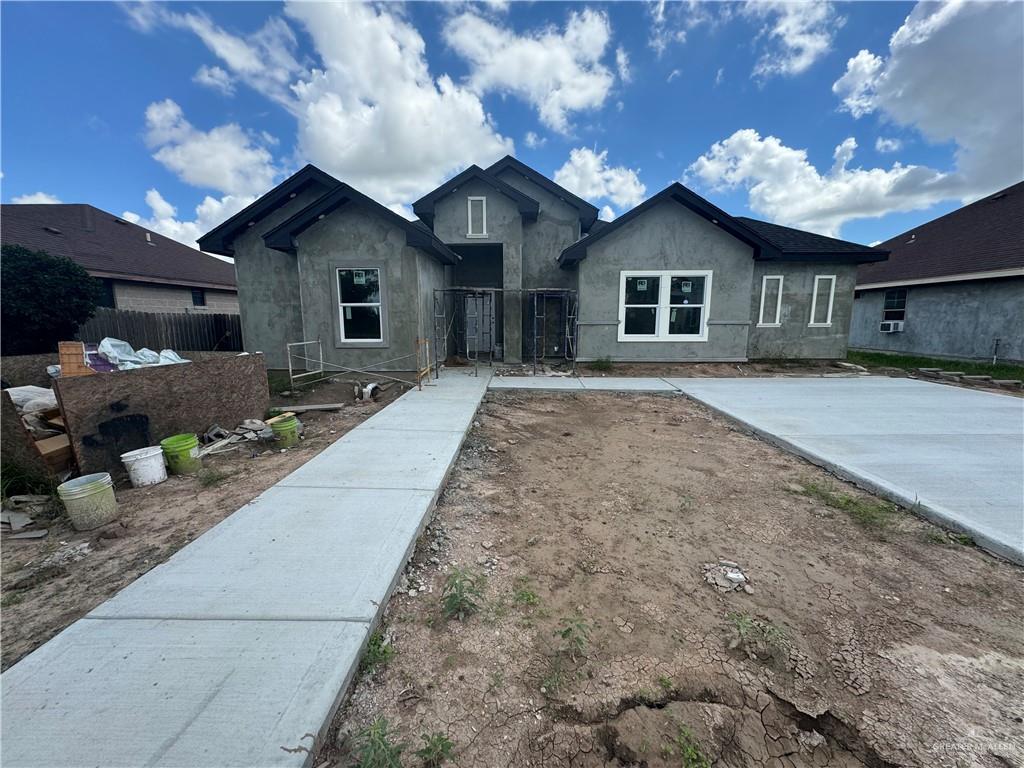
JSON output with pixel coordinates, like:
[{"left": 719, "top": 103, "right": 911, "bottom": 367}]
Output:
[{"left": 321, "top": 391, "right": 1024, "bottom": 768}]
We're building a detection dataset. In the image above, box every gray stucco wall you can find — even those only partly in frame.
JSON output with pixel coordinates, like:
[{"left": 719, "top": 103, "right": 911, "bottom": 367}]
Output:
[
  {"left": 232, "top": 188, "right": 325, "bottom": 368},
  {"left": 575, "top": 200, "right": 755, "bottom": 362},
  {"left": 746, "top": 262, "right": 858, "bottom": 360},
  {"left": 431, "top": 178, "right": 524, "bottom": 361},
  {"left": 850, "top": 276, "right": 1024, "bottom": 362},
  {"left": 293, "top": 205, "right": 424, "bottom": 372},
  {"left": 416, "top": 250, "right": 448, "bottom": 368}
]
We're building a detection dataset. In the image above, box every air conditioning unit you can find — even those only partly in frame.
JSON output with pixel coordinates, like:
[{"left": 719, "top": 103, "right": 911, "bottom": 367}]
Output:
[{"left": 879, "top": 321, "right": 905, "bottom": 333}]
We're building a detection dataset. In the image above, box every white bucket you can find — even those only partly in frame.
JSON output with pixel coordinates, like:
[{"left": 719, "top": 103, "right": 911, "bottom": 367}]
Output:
[
  {"left": 121, "top": 445, "right": 167, "bottom": 488},
  {"left": 57, "top": 473, "right": 119, "bottom": 531}
]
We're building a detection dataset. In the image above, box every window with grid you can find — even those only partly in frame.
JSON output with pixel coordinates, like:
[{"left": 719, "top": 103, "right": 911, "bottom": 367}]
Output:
[
  {"left": 882, "top": 288, "right": 907, "bottom": 321},
  {"left": 338, "top": 268, "right": 382, "bottom": 341},
  {"left": 619, "top": 270, "right": 711, "bottom": 341}
]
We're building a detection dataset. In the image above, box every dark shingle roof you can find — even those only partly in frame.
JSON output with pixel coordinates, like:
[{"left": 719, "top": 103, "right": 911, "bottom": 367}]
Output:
[
  {"left": 856, "top": 181, "right": 1024, "bottom": 286},
  {"left": 735, "top": 217, "right": 886, "bottom": 257},
  {"left": 1, "top": 204, "right": 236, "bottom": 289},
  {"left": 412, "top": 165, "right": 539, "bottom": 227},
  {"left": 486, "top": 155, "right": 600, "bottom": 231}
]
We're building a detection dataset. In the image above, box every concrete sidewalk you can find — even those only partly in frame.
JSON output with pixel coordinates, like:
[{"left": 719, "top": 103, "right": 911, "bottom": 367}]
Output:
[
  {"left": 1, "top": 370, "right": 490, "bottom": 768},
  {"left": 491, "top": 375, "right": 676, "bottom": 392}
]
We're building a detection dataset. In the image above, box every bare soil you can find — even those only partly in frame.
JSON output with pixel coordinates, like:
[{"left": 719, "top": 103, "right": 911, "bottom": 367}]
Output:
[
  {"left": 0, "top": 380, "right": 409, "bottom": 670},
  {"left": 323, "top": 391, "right": 1024, "bottom": 767}
]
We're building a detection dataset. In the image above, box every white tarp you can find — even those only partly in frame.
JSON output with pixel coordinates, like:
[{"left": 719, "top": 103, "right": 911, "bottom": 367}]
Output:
[
  {"left": 97, "top": 338, "right": 189, "bottom": 370},
  {"left": 4, "top": 385, "right": 58, "bottom": 413}
]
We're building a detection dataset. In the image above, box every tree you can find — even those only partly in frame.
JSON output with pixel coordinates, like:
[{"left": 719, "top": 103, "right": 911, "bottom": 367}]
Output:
[{"left": 1, "top": 244, "right": 102, "bottom": 355}]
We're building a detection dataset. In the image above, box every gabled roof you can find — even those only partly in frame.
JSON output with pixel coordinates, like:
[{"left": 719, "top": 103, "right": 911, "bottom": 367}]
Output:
[
  {"left": 198, "top": 164, "right": 339, "bottom": 256},
  {"left": 856, "top": 181, "right": 1024, "bottom": 288},
  {"left": 486, "top": 155, "right": 600, "bottom": 231},
  {"left": 1, "top": 203, "right": 237, "bottom": 290},
  {"left": 735, "top": 217, "right": 888, "bottom": 261},
  {"left": 262, "top": 183, "right": 459, "bottom": 265},
  {"left": 559, "top": 183, "right": 888, "bottom": 267},
  {"left": 412, "top": 165, "right": 539, "bottom": 227}
]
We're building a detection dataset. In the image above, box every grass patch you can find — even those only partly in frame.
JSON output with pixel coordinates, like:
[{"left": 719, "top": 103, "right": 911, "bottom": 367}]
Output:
[
  {"left": 661, "top": 725, "right": 710, "bottom": 768},
  {"left": 415, "top": 732, "right": 454, "bottom": 767},
  {"left": 588, "top": 356, "right": 614, "bottom": 372},
  {"left": 197, "top": 467, "right": 233, "bottom": 488},
  {"left": 801, "top": 480, "right": 898, "bottom": 531},
  {"left": 512, "top": 577, "right": 540, "bottom": 607},
  {"left": 846, "top": 350, "right": 1024, "bottom": 381},
  {"left": 353, "top": 717, "right": 404, "bottom": 768},
  {"left": 360, "top": 630, "right": 395, "bottom": 673},
  {"left": 440, "top": 567, "right": 484, "bottom": 621},
  {"left": 727, "top": 612, "right": 788, "bottom": 665},
  {"left": 2, "top": 591, "right": 25, "bottom": 608}
]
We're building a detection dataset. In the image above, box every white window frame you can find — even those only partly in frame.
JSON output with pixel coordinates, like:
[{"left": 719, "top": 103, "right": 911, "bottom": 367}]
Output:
[
  {"left": 808, "top": 274, "right": 836, "bottom": 327},
  {"left": 617, "top": 269, "right": 712, "bottom": 342},
  {"left": 337, "top": 267, "right": 383, "bottom": 342},
  {"left": 466, "top": 196, "right": 487, "bottom": 238},
  {"left": 757, "top": 275, "right": 784, "bottom": 327}
]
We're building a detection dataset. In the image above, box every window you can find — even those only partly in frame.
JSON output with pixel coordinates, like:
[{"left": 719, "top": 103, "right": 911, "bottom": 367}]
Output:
[
  {"left": 467, "top": 196, "right": 487, "bottom": 237},
  {"left": 191, "top": 288, "right": 206, "bottom": 307},
  {"left": 757, "top": 275, "right": 784, "bottom": 327},
  {"left": 96, "top": 279, "right": 116, "bottom": 309},
  {"left": 809, "top": 275, "right": 835, "bottom": 327},
  {"left": 882, "top": 288, "right": 907, "bottom": 321},
  {"left": 338, "top": 268, "right": 382, "bottom": 341},
  {"left": 618, "top": 270, "right": 712, "bottom": 342}
]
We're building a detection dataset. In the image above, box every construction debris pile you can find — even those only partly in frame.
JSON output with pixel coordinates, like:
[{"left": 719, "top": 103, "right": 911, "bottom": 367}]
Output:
[{"left": 5, "top": 385, "right": 72, "bottom": 475}]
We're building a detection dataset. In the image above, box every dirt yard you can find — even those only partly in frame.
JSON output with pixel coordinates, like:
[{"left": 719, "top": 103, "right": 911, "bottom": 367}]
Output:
[
  {"left": 323, "top": 391, "right": 1024, "bottom": 768},
  {"left": 0, "top": 381, "right": 408, "bottom": 670}
]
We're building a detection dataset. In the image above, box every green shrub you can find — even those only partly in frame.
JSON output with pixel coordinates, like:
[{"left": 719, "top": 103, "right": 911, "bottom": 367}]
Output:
[
  {"left": 414, "top": 732, "right": 454, "bottom": 767},
  {"left": 441, "top": 567, "right": 484, "bottom": 620},
  {"left": 360, "top": 630, "right": 395, "bottom": 673},
  {"left": 353, "top": 717, "right": 404, "bottom": 768},
  {"left": 554, "top": 617, "right": 591, "bottom": 662}
]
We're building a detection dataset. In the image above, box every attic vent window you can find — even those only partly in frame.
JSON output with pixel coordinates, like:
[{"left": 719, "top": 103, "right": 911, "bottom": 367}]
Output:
[
  {"left": 113, "top": 218, "right": 128, "bottom": 225},
  {"left": 467, "top": 196, "right": 487, "bottom": 238},
  {"left": 43, "top": 226, "right": 62, "bottom": 235},
  {"left": 145, "top": 232, "right": 155, "bottom": 246}
]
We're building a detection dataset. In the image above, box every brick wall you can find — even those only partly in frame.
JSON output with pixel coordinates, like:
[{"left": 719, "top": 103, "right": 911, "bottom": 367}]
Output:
[{"left": 112, "top": 281, "right": 239, "bottom": 314}]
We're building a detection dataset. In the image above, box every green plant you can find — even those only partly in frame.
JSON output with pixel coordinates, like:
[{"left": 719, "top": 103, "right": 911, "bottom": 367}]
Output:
[
  {"left": 658, "top": 675, "right": 674, "bottom": 692},
  {"left": 801, "top": 480, "right": 898, "bottom": 531},
  {"left": 441, "top": 567, "right": 484, "bottom": 620},
  {"left": 554, "top": 616, "right": 591, "bottom": 662},
  {"left": 540, "top": 657, "right": 566, "bottom": 695},
  {"left": 2, "top": 591, "right": 25, "bottom": 608},
  {"left": 1, "top": 244, "right": 103, "bottom": 355},
  {"left": 845, "top": 350, "right": 1024, "bottom": 383},
  {"left": 353, "top": 717, "right": 405, "bottom": 768},
  {"left": 663, "top": 725, "right": 710, "bottom": 768},
  {"left": 727, "top": 612, "right": 788, "bottom": 664},
  {"left": 197, "top": 468, "right": 232, "bottom": 488},
  {"left": 951, "top": 532, "right": 975, "bottom": 546},
  {"left": 414, "top": 731, "right": 454, "bottom": 767},
  {"left": 589, "top": 356, "right": 614, "bottom": 372},
  {"left": 513, "top": 577, "right": 540, "bottom": 607},
  {"left": 360, "top": 630, "right": 395, "bottom": 673}
]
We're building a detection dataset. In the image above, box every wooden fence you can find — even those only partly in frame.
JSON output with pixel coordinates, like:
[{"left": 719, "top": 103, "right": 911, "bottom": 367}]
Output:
[{"left": 76, "top": 308, "right": 243, "bottom": 352}]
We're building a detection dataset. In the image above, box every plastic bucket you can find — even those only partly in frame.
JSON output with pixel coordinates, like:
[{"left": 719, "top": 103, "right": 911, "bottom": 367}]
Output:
[
  {"left": 57, "top": 473, "right": 118, "bottom": 531},
  {"left": 160, "top": 433, "right": 201, "bottom": 475},
  {"left": 121, "top": 445, "right": 167, "bottom": 488},
  {"left": 271, "top": 416, "right": 300, "bottom": 448}
]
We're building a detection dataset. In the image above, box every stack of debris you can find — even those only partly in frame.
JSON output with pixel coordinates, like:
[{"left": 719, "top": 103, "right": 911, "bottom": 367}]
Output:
[
  {"left": 198, "top": 412, "right": 302, "bottom": 456},
  {"left": 4, "top": 385, "right": 72, "bottom": 475},
  {"left": 1, "top": 495, "right": 55, "bottom": 541}
]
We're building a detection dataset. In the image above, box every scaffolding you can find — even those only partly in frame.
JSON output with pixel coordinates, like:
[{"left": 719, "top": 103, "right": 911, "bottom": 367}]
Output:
[
  {"left": 526, "top": 289, "right": 578, "bottom": 375},
  {"left": 432, "top": 287, "right": 499, "bottom": 377}
]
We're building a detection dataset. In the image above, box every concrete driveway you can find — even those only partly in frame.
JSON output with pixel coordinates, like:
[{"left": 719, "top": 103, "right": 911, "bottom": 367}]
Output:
[{"left": 667, "top": 377, "right": 1024, "bottom": 564}]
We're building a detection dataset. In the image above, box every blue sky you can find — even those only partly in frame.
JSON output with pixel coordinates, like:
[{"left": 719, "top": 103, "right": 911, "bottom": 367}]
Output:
[{"left": 2, "top": 1, "right": 1021, "bottom": 248}]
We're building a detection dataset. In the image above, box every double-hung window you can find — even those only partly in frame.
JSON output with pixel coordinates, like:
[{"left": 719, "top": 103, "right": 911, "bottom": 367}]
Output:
[
  {"left": 882, "top": 288, "right": 907, "bottom": 321},
  {"left": 757, "top": 275, "right": 784, "bottom": 326},
  {"left": 618, "top": 270, "right": 712, "bottom": 341},
  {"left": 467, "top": 196, "right": 487, "bottom": 237},
  {"left": 338, "top": 268, "right": 383, "bottom": 342},
  {"left": 809, "top": 275, "right": 836, "bottom": 327}
]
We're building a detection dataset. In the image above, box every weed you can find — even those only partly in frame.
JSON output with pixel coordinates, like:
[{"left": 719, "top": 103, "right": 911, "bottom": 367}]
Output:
[
  {"left": 513, "top": 577, "right": 540, "bottom": 607},
  {"left": 554, "top": 616, "right": 591, "bottom": 662},
  {"left": 727, "top": 612, "right": 787, "bottom": 665},
  {"left": 197, "top": 468, "right": 232, "bottom": 488},
  {"left": 360, "top": 630, "right": 395, "bottom": 673},
  {"left": 951, "top": 532, "right": 975, "bottom": 546},
  {"left": 846, "top": 350, "right": 1024, "bottom": 382},
  {"left": 1, "top": 591, "right": 25, "bottom": 608},
  {"left": 441, "top": 567, "right": 484, "bottom": 621},
  {"left": 663, "top": 725, "right": 710, "bottom": 768},
  {"left": 922, "top": 529, "right": 948, "bottom": 545},
  {"left": 540, "top": 657, "right": 566, "bottom": 695},
  {"left": 801, "top": 480, "right": 897, "bottom": 531},
  {"left": 488, "top": 670, "right": 505, "bottom": 691},
  {"left": 658, "top": 674, "right": 674, "bottom": 692},
  {"left": 353, "top": 717, "right": 405, "bottom": 768},
  {"left": 414, "top": 731, "right": 454, "bottom": 767},
  {"left": 589, "top": 356, "right": 614, "bottom": 372}
]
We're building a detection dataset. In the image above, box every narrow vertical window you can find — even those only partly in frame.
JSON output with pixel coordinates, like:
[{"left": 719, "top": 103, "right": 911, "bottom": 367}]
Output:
[
  {"left": 338, "top": 268, "right": 382, "bottom": 341},
  {"left": 882, "top": 287, "right": 907, "bottom": 321},
  {"left": 809, "top": 275, "right": 836, "bottom": 327},
  {"left": 622, "top": 275, "right": 661, "bottom": 336},
  {"left": 758, "top": 275, "right": 783, "bottom": 326},
  {"left": 191, "top": 287, "right": 206, "bottom": 307},
  {"left": 467, "top": 196, "right": 487, "bottom": 237}
]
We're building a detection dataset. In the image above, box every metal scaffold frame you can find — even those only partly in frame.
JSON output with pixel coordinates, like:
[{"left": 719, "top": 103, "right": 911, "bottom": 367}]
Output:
[
  {"left": 526, "top": 288, "right": 578, "bottom": 375},
  {"left": 432, "top": 287, "right": 499, "bottom": 378}
]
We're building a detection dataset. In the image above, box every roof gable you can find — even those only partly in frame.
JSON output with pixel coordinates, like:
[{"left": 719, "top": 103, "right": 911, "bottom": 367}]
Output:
[
  {"left": 486, "top": 155, "right": 599, "bottom": 231},
  {"left": 735, "top": 217, "right": 888, "bottom": 261},
  {"left": 1, "top": 203, "right": 237, "bottom": 289},
  {"left": 198, "top": 165, "right": 339, "bottom": 256},
  {"left": 262, "top": 183, "right": 459, "bottom": 265},
  {"left": 412, "top": 165, "right": 539, "bottom": 227}
]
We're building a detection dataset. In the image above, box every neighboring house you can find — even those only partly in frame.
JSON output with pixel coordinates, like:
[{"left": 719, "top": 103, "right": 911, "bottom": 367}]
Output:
[
  {"left": 850, "top": 182, "right": 1024, "bottom": 362},
  {"left": 1, "top": 204, "right": 238, "bottom": 313},
  {"left": 199, "top": 159, "right": 886, "bottom": 371}
]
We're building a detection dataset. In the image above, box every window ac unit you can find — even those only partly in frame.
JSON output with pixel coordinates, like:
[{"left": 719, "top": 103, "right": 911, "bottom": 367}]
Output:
[
  {"left": 879, "top": 321, "right": 905, "bottom": 333},
  {"left": 879, "top": 321, "right": 892, "bottom": 333}
]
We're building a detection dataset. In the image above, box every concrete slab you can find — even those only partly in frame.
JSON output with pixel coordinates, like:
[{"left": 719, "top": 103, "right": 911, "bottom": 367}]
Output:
[
  {"left": 490, "top": 376, "right": 584, "bottom": 390},
  {"left": 579, "top": 376, "right": 677, "bottom": 392},
  {"left": 1, "top": 617, "right": 368, "bottom": 768},
  {"left": 356, "top": 395, "right": 480, "bottom": 433},
  {"left": 89, "top": 487, "right": 435, "bottom": 621},
  {"left": 669, "top": 377, "right": 1024, "bottom": 563}
]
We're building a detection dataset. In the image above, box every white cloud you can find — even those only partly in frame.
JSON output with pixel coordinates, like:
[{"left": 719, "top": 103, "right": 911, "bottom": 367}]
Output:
[
  {"left": 833, "top": 1, "right": 1023, "bottom": 200},
  {"left": 11, "top": 192, "right": 61, "bottom": 204},
  {"left": 647, "top": 0, "right": 717, "bottom": 56},
  {"left": 875, "top": 137, "right": 902, "bottom": 154},
  {"left": 687, "top": 129, "right": 954, "bottom": 237},
  {"left": 599, "top": 204, "right": 616, "bottom": 221},
  {"left": 667, "top": 68, "right": 681, "bottom": 83},
  {"left": 123, "top": 188, "right": 253, "bottom": 251},
  {"left": 143, "top": 99, "right": 278, "bottom": 197},
  {"left": 745, "top": 1, "right": 842, "bottom": 78},
  {"left": 554, "top": 147, "right": 646, "bottom": 213},
  {"left": 714, "top": 67, "right": 724, "bottom": 86},
  {"left": 524, "top": 131, "right": 546, "bottom": 149},
  {"left": 193, "top": 64, "right": 235, "bottom": 96},
  {"left": 443, "top": 8, "right": 615, "bottom": 134},
  {"left": 615, "top": 46, "right": 631, "bottom": 83}
]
